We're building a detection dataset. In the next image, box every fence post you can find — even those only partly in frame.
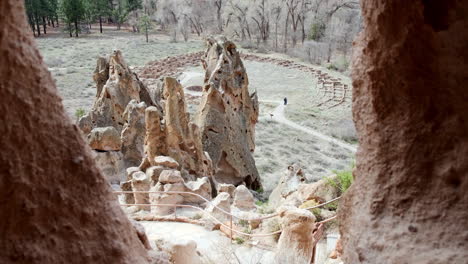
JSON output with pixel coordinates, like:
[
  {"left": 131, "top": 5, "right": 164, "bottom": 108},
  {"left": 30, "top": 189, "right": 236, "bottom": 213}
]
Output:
[
  {"left": 230, "top": 214, "right": 233, "bottom": 243},
  {"left": 174, "top": 205, "right": 177, "bottom": 219}
]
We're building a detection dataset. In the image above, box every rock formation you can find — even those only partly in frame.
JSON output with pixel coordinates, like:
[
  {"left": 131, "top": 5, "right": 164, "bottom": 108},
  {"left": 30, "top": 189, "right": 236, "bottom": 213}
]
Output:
[
  {"left": 196, "top": 36, "right": 260, "bottom": 189},
  {"left": 340, "top": 1, "right": 468, "bottom": 263},
  {"left": 275, "top": 208, "right": 317, "bottom": 264},
  {"left": 141, "top": 77, "right": 213, "bottom": 179},
  {"left": 121, "top": 100, "right": 147, "bottom": 167},
  {"left": 269, "top": 164, "right": 306, "bottom": 208},
  {"left": 0, "top": 1, "right": 149, "bottom": 262}
]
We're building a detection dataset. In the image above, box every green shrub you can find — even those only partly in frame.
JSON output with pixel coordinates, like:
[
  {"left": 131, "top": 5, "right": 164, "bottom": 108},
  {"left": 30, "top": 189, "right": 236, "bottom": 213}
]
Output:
[
  {"left": 192, "top": 213, "right": 203, "bottom": 220},
  {"left": 235, "top": 237, "right": 245, "bottom": 245},
  {"left": 75, "top": 108, "right": 85, "bottom": 120},
  {"left": 299, "top": 200, "right": 323, "bottom": 221},
  {"left": 267, "top": 219, "right": 282, "bottom": 242},
  {"left": 326, "top": 162, "right": 355, "bottom": 195},
  {"left": 238, "top": 219, "right": 249, "bottom": 227}
]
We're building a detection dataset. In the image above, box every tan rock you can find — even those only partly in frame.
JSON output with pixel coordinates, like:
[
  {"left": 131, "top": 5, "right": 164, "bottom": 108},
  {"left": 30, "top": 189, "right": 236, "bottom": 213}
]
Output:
[
  {"left": 205, "top": 192, "right": 231, "bottom": 222},
  {"left": 149, "top": 183, "right": 184, "bottom": 215},
  {"left": 217, "top": 183, "right": 236, "bottom": 198},
  {"left": 121, "top": 100, "right": 147, "bottom": 167},
  {"left": 154, "top": 239, "right": 202, "bottom": 264},
  {"left": 154, "top": 156, "right": 179, "bottom": 169},
  {"left": 233, "top": 185, "right": 255, "bottom": 210},
  {"left": 126, "top": 166, "right": 141, "bottom": 181},
  {"left": 131, "top": 171, "right": 151, "bottom": 211},
  {"left": 120, "top": 180, "right": 135, "bottom": 204},
  {"left": 146, "top": 165, "right": 165, "bottom": 183},
  {"left": 196, "top": 37, "right": 260, "bottom": 189},
  {"left": 93, "top": 150, "right": 125, "bottom": 183},
  {"left": 269, "top": 164, "right": 306, "bottom": 208},
  {"left": 297, "top": 175, "right": 339, "bottom": 203},
  {"left": 275, "top": 208, "right": 316, "bottom": 264},
  {"left": 144, "top": 106, "right": 166, "bottom": 166},
  {"left": 159, "top": 170, "right": 183, "bottom": 184},
  {"left": 184, "top": 177, "right": 212, "bottom": 203},
  {"left": 88, "top": 126, "right": 121, "bottom": 151}
]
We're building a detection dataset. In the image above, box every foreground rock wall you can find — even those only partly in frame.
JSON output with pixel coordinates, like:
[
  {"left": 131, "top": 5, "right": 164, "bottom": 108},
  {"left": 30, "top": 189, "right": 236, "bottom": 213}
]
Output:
[
  {"left": 197, "top": 36, "right": 260, "bottom": 189},
  {"left": 341, "top": 1, "right": 468, "bottom": 263},
  {"left": 0, "top": 1, "right": 149, "bottom": 263}
]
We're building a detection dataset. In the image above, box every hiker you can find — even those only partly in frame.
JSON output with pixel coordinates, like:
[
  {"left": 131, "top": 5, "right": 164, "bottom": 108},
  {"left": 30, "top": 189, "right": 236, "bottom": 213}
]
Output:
[{"left": 284, "top": 97, "right": 288, "bottom": 105}]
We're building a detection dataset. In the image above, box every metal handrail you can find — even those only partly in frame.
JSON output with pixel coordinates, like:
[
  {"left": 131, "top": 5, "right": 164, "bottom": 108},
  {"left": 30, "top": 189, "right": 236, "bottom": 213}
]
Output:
[
  {"left": 114, "top": 190, "right": 341, "bottom": 222},
  {"left": 115, "top": 190, "right": 339, "bottom": 238}
]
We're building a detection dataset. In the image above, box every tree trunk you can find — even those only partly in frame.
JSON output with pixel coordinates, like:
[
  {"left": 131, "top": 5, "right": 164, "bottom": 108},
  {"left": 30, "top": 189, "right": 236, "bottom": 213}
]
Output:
[
  {"left": 145, "top": 27, "right": 148, "bottom": 43},
  {"left": 42, "top": 17, "right": 47, "bottom": 34},
  {"left": 56, "top": 15, "right": 59, "bottom": 27},
  {"left": 51, "top": 18, "right": 55, "bottom": 28},
  {"left": 35, "top": 15, "right": 41, "bottom": 36},
  {"left": 74, "top": 20, "right": 79, "bottom": 37},
  {"left": 283, "top": 13, "right": 289, "bottom": 52},
  {"left": 99, "top": 16, "right": 103, "bottom": 33},
  {"left": 68, "top": 22, "right": 72, "bottom": 37}
]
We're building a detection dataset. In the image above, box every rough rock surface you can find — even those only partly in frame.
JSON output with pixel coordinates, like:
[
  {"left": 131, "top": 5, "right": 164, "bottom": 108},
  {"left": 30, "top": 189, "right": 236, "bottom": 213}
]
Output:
[
  {"left": 142, "top": 78, "right": 213, "bottom": 179},
  {"left": 132, "top": 171, "right": 151, "bottom": 211},
  {"left": 80, "top": 50, "right": 155, "bottom": 131},
  {"left": 154, "top": 239, "right": 202, "bottom": 264},
  {"left": 269, "top": 164, "right": 306, "bottom": 208},
  {"left": 205, "top": 192, "right": 231, "bottom": 222},
  {"left": 121, "top": 100, "right": 147, "bottom": 167},
  {"left": 93, "top": 150, "right": 125, "bottom": 184},
  {"left": 275, "top": 208, "right": 316, "bottom": 264},
  {"left": 196, "top": 36, "right": 260, "bottom": 189},
  {"left": 88, "top": 126, "right": 122, "bottom": 151},
  {"left": 340, "top": 1, "right": 468, "bottom": 263},
  {"left": 0, "top": 1, "right": 149, "bottom": 262},
  {"left": 232, "top": 185, "right": 256, "bottom": 210},
  {"left": 297, "top": 176, "right": 339, "bottom": 203}
]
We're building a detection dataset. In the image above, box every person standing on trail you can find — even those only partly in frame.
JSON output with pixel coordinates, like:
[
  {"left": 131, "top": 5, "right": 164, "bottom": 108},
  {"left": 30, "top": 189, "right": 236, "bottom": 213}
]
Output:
[{"left": 284, "top": 97, "right": 288, "bottom": 105}]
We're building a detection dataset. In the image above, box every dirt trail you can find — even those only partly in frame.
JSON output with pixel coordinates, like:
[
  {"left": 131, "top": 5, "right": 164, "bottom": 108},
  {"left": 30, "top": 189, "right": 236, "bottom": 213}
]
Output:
[{"left": 259, "top": 100, "right": 357, "bottom": 153}]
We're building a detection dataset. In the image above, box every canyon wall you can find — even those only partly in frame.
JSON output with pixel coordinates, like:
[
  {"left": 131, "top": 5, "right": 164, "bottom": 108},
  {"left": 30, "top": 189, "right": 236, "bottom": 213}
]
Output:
[
  {"left": 341, "top": 0, "right": 468, "bottom": 263},
  {"left": 0, "top": 1, "right": 149, "bottom": 263}
]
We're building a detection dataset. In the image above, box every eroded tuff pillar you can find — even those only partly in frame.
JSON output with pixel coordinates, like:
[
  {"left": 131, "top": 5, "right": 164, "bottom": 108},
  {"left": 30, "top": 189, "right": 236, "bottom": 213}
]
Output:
[
  {"left": 197, "top": 36, "right": 260, "bottom": 189},
  {"left": 340, "top": 1, "right": 468, "bottom": 263},
  {"left": 0, "top": 1, "right": 148, "bottom": 263}
]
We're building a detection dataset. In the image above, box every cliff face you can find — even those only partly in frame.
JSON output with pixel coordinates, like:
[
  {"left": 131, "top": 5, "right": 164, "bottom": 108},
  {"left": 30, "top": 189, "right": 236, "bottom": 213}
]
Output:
[
  {"left": 197, "top": 36, "right": 260, "bottom": 189},
  {"left": 340, "top": 1, "right": 468, "bottom": 263},
  {"left": 0, "top": 1, "right": 149, "bottom": 263}
]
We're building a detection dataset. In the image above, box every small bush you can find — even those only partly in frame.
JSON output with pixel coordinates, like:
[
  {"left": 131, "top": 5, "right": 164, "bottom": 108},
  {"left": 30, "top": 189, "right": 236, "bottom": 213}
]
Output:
[
  {"left": 299, "top": 200, "right": 323, "bottom": 221},
  {"left": 192, "top": 213, "right": 202, "bottom": 220},
  {"left": 75, "top": 108, "right": 86, "bottom": 120},
  {"left": 238, "top": 219, "right": 249, "bottom": 227},
  {"left": 234, "top": 237, "right": 245, "bottom": 245},
  {"left": 325, "top": 163, "right": 355, "bottom": 195},
  {"left": 267, "top": 218, "right": 282, "bottom": 242}
]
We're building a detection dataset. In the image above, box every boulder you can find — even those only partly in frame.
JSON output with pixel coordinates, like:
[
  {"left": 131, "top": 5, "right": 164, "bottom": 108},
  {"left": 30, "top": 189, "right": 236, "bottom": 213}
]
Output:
[
  {"left": 93, "top": 150, "right": 125, "bottom": 184},
  {"left": 120, "top": 180, "right": 135, "bottom": 204},
  {"left": 146, "top": 165, "right": 165, "bottom": 183},
  {"left": 184, "top": 177, "right": 212, "bottom": 203},
  {"left": 126, "top": 166, "right": 141, "bottom": 181},
  {"left": 159, "top": 170, "right": 183, "bottom": 184},
  {"left": 269, "top": 164, "right": 306, "bottom": 208},
  {"left": 88, "top": 126, "right": 121, "bottom": 151},
  {"left": 217, "top": 183, "right": 236, "bottom": 198},
  {"left": 297, "top": 175, "right": 339, "bottom": 203},
  {"left": 196, "top": 37, "right": 260, "bottom": 189},
  {"left": 149, "top": 183, "right": 184, "bottom": 215},
  {"left": 275, "top": 208, "right": 316, "bottom": 264},
  {"left": 154, "top": 239, "right": 202, "bottom": 264},
  {"left": 233, "top": 185, "right": 255, "bottom": 210},
  {"left": 131, "top": 171, "right": 151, "bottom": 211},
  {"left": 154, "top": 156, "right": 179, "bottom": 169},
  {"left": 205, "top": 192, "right": 231, "bottom": 222},
  {"left": 130, "top": 220, "right": 152, "bottom": 250}
]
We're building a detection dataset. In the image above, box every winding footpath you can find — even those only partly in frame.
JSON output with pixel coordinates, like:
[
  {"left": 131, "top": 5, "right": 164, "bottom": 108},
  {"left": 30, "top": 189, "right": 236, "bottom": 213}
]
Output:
[{"left": 259, "top": 100, "right": 357, "bottom": 153}]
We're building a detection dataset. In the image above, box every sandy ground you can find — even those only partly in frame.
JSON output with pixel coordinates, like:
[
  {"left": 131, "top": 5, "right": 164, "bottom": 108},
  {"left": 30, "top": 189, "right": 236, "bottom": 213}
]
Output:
[{"left": 140, "top": 221, "right": 275, "bottom": 263}]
